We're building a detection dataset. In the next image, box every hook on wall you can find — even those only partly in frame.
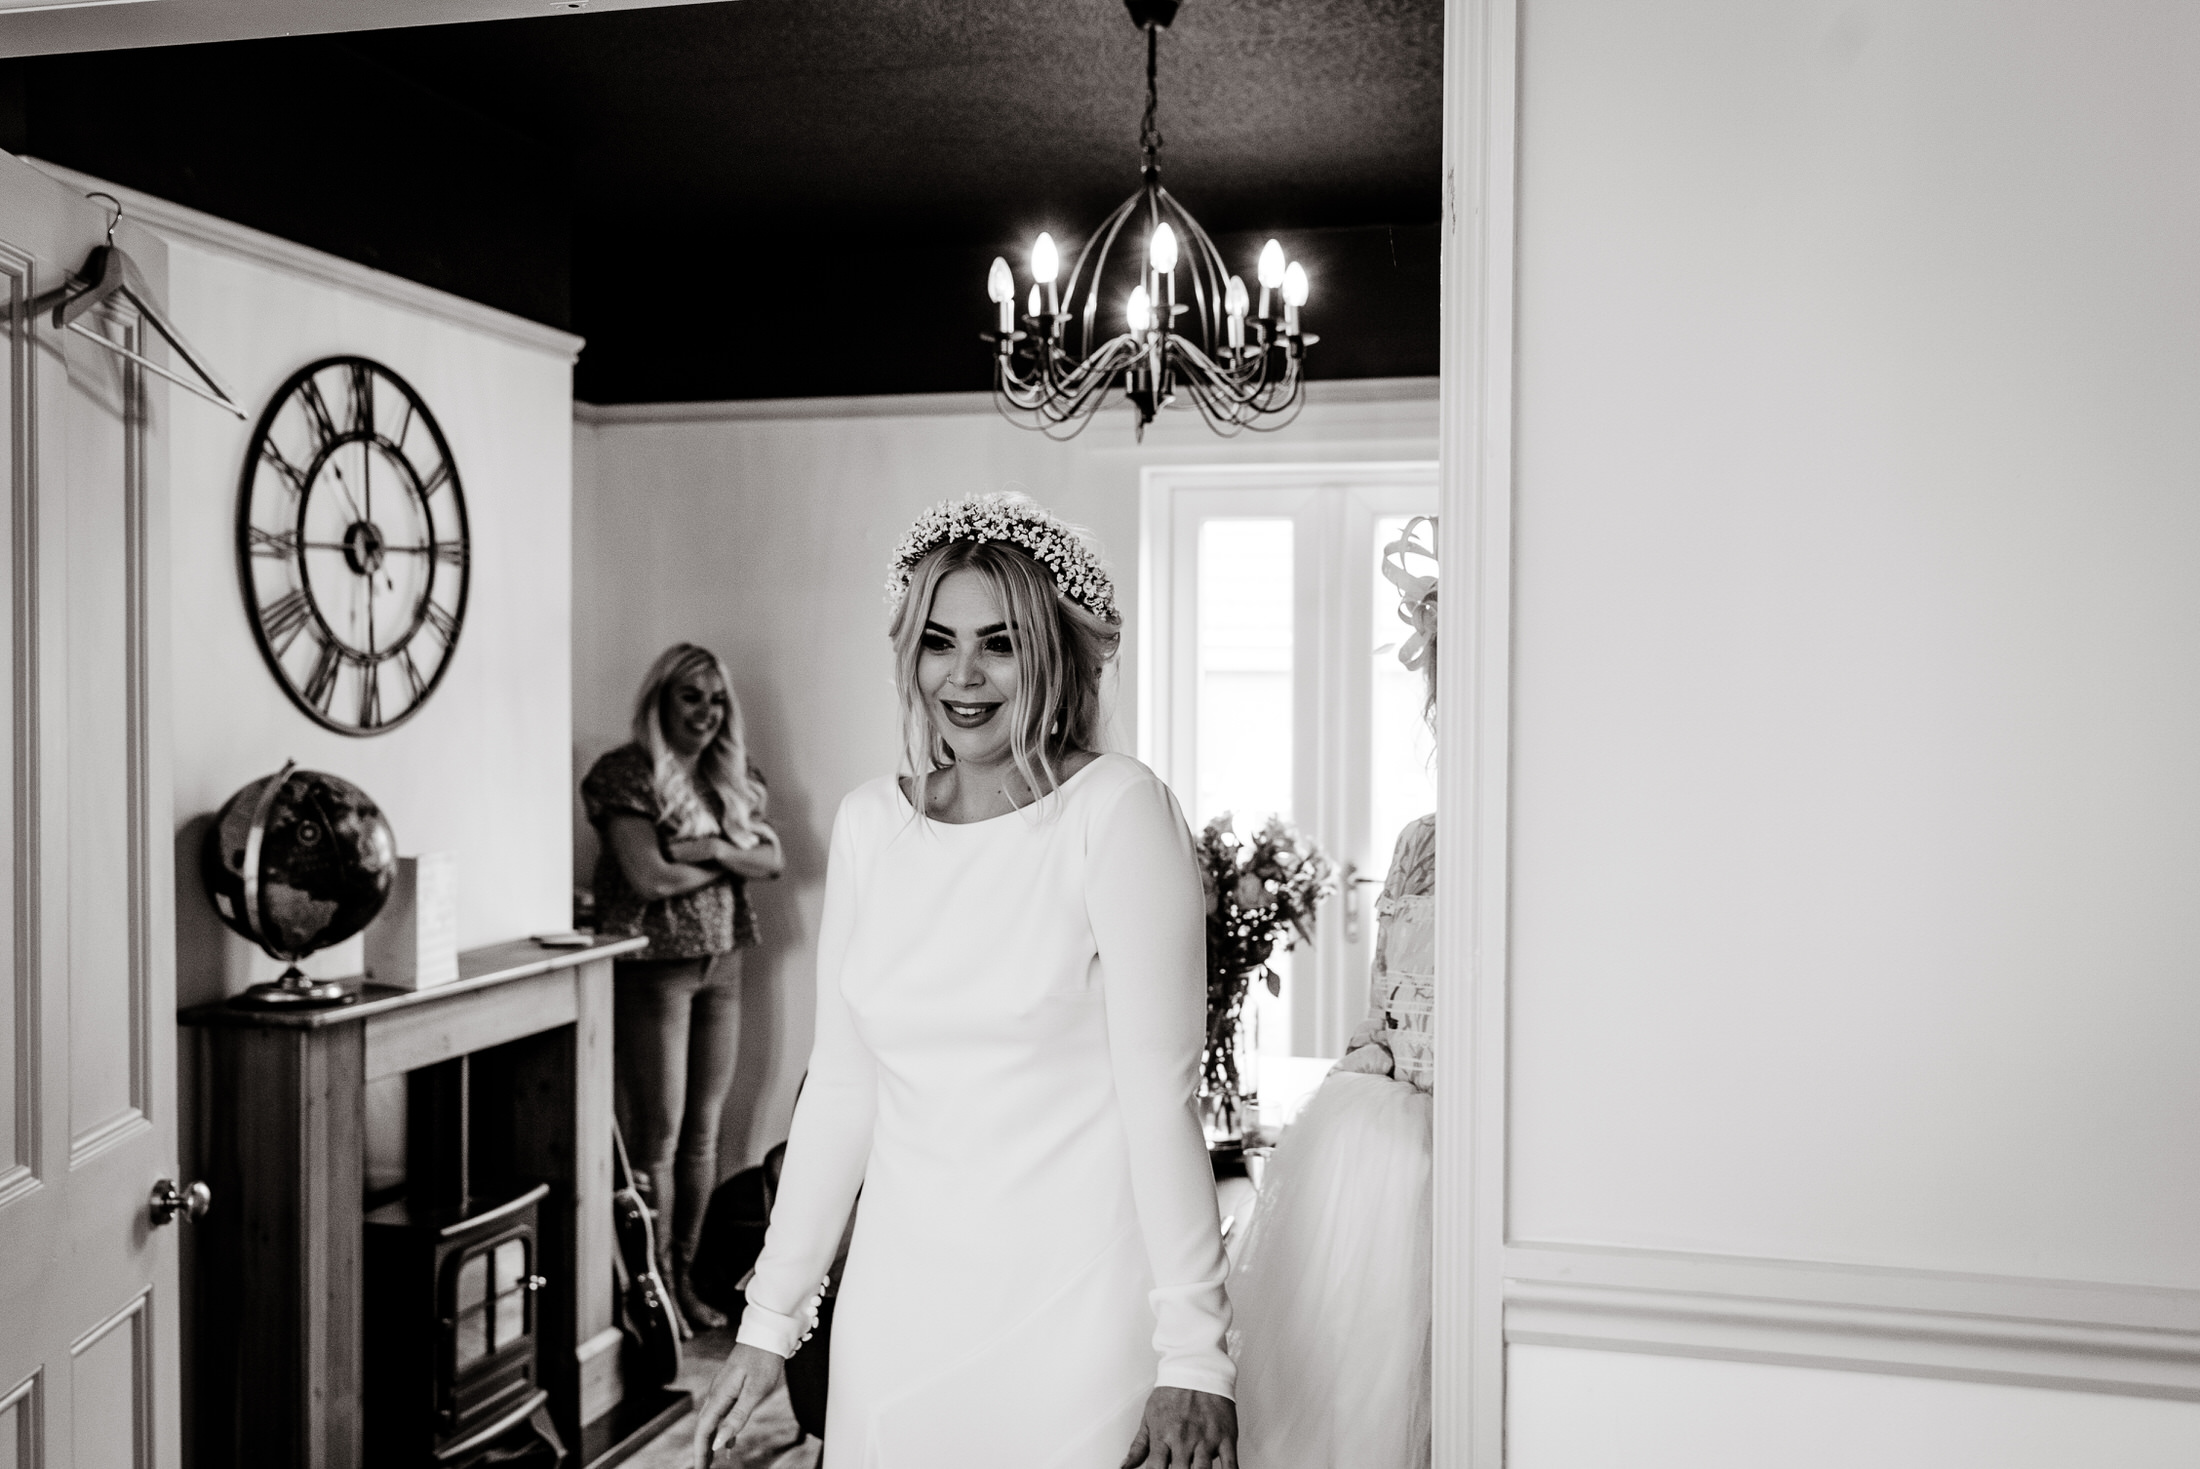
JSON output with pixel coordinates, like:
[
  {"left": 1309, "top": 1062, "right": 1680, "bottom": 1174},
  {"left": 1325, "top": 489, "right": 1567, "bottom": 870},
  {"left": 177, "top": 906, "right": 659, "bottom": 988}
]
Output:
[{"left": 84, "top": 190, "right": 122, "bottom": 246}]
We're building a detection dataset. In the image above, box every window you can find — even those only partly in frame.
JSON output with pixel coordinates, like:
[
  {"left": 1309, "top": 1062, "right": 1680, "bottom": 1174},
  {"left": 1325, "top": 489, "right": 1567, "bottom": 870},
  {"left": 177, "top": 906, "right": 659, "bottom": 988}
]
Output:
[
  {"left": 1141, "top": 463, "right": 1439, "bottom": 1060},
  {"left": 1194, "top": 519, "right": 1295, "bottom": 833}
]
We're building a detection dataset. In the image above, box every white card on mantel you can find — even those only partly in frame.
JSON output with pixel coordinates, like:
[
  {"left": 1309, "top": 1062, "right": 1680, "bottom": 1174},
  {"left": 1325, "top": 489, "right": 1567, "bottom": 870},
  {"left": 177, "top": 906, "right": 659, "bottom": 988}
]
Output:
[{"left": 367, "top": 852, "right": 459, "bottom": 990}]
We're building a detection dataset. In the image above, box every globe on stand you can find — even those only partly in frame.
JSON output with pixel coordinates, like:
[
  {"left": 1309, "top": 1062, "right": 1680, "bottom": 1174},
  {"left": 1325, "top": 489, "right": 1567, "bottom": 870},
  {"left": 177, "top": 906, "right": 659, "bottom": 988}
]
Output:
[{"left": 201, "top": 761, "right": 399, "bottom": 1008}]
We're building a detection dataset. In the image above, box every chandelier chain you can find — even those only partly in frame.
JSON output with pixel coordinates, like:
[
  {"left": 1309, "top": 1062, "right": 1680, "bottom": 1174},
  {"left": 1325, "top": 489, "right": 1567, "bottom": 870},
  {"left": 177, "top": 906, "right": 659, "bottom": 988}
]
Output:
[{"left": 1139, "top": 24, "right": 1163, "bottom": 177}]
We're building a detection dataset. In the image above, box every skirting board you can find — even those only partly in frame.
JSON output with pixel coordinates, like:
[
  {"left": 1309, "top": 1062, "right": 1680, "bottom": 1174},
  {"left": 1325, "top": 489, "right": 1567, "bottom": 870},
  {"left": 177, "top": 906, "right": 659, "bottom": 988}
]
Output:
[
  {"left": 578, "top": 1326, "right": 624, "bottom": 1428},
  {"left": 1505, "top": 1246, "right": 2200, "bottom": 1402}
]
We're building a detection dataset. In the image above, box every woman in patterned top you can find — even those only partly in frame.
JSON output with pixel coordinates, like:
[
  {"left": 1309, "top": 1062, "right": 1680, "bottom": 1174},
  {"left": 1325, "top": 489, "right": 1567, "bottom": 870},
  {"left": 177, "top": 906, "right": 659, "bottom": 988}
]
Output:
[
  {"left": 1227, "top": 519, "right": 1438, "bottom": 1469},
  {"left": 583, "top": 643, "right": 784, "bottom": 1332}
]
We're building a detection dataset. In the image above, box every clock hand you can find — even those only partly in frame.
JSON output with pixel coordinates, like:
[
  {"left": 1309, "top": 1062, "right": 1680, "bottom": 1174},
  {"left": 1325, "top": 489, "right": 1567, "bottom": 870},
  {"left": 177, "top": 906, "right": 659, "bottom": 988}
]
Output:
[{"left": 324, "top": 458, "right": 368, "bottom": 523}]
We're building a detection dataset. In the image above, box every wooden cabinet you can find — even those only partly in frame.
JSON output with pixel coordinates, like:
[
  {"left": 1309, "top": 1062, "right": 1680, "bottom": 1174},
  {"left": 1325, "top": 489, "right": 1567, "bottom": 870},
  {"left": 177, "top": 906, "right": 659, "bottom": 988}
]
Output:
[{"left": 180, "top": 936, "right": 655, "bottom": 1469}]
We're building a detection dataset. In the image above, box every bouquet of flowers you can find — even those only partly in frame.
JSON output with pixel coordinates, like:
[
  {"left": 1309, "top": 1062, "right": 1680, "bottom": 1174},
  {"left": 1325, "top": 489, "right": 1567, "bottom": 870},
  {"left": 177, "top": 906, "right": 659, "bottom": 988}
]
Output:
[{"left": 1194, "top": 813, "right": 1336, "bottom": 1141}]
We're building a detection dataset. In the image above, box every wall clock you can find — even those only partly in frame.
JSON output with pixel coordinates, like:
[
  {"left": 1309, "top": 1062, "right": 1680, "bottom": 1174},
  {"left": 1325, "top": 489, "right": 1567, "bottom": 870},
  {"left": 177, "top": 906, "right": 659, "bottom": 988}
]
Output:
[{"left": 237, "top": 356, "right": 470, "bottom": 735}]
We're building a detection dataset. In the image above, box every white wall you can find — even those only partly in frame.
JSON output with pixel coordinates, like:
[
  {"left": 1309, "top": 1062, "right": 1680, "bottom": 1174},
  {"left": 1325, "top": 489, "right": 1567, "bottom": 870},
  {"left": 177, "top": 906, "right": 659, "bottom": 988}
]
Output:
[
  {"left": 572, "top": 385, "right": 1436, "bottom": 1166},
  {"left": 33, "top": 167, "right": 583, "bottom": 1008},
  {"left": 1498, "top": 0, "right": 2200, "bottom": 1455}
]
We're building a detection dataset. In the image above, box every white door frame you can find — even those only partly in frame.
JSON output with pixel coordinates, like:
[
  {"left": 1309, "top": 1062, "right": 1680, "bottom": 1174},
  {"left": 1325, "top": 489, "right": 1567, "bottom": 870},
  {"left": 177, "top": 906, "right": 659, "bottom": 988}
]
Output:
[{"left": 1435, "top": 0, "right": 1518, "bottom": 1464}]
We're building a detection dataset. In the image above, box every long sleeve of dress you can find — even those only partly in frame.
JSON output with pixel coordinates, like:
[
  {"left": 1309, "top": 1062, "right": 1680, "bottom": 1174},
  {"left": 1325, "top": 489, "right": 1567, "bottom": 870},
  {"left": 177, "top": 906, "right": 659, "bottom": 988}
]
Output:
[
  {"left": 735, "top": 796, "right": 877, "bottom": 1358},
  {"left": 1085, "top": 775, "right": 1237, "bottom": 1400}
]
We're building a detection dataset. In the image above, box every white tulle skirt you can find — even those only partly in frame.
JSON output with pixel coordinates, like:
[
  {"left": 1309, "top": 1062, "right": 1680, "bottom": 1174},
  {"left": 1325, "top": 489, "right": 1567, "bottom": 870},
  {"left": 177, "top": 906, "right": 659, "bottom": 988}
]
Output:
[{"left": 1229, "top": 1070, "right": 1432, "bottom": 1469}]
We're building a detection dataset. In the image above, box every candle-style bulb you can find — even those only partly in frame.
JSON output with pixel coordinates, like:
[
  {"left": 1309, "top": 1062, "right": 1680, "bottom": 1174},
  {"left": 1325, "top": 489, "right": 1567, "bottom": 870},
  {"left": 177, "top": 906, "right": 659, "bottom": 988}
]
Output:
[
  {"left": 1126, "top": 284, "right": 1153, "bottom": 333},
  {"left": 1224, "top": 275, "right": 1248, "bottom": 319},
  {"left": 988, "top": 256, "right": 1015, "bottom": 304},
  {"left": 1027, "top": 284, "right": 1041, "bottom": 317},
  {"left": 1032, "top": 232, "right": 1060, "bottom": 285},
  {"left": 1283, "top": 261, "right": 1309, "bottom": 306},
  {"left": 1257, "top": 238, "right": 1287, "bottom": 289},
  {"left": 1149, "top": 223, "right": 1179, "bottom": 275}
]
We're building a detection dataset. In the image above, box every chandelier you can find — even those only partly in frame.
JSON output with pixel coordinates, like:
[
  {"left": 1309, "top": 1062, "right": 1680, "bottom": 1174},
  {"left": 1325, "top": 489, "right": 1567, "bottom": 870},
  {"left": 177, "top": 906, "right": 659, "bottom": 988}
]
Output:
[{"left": 985, "top": 0, "right": 1317, "bottom": 440}]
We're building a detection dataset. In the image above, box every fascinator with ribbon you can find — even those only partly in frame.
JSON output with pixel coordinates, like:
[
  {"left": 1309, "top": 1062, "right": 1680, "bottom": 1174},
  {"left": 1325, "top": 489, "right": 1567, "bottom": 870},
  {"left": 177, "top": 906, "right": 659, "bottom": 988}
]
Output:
[{"left": 1381, "top": 515, "right": 1438, "bottom": 673}]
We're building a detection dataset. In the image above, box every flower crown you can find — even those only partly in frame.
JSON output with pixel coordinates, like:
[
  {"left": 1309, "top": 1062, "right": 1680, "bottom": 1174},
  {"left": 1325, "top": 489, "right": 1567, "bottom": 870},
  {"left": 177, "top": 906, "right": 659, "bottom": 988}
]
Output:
[
  {"left": 886, "top": 493, "right": 1122, "bottom": 626},
  {"left": 1381, "top": 515, "right": 1438, "bottom": 671}
]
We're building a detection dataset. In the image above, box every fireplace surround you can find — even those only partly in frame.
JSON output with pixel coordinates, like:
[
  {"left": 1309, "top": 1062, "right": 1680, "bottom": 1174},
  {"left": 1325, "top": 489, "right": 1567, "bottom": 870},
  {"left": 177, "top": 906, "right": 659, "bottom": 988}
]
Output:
[{"left": 182, "top": 935, "right": 687, "bottom": 1469}]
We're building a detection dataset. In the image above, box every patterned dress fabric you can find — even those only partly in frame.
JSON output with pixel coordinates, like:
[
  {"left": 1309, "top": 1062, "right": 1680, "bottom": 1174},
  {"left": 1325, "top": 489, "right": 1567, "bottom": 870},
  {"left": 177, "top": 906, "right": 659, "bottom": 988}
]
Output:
[
  {"left": 1227, "top": 813, "right": 1436, "bottom": 1469},
  {"left": 581, "top": 743, "right": 761, "bottom": 958},
  {"left": 1345, "top": 814, "right": 1436, "bottom": 1090},
  {"left": 734, "top": 755, "right": 1234, "bottom": 1468}
]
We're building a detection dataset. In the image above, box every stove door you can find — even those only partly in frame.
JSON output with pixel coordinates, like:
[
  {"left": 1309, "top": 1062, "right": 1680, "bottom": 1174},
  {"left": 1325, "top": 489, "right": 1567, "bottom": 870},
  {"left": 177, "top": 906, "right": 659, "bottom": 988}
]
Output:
[{"left": 442, "top": 1222, "right": 542, "bottom": 1444}]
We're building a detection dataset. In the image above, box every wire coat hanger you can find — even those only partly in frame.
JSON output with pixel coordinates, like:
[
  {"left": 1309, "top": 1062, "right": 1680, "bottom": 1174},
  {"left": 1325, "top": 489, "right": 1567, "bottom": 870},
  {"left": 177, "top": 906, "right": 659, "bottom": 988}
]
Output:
[{"left": 37, "top": 191, "right": 246, "bottom": 419}]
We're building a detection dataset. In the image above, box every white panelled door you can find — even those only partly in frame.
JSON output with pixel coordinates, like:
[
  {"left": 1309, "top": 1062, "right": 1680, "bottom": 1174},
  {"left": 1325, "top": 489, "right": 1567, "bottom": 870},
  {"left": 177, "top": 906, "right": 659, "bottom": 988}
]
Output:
[{"left": 0, "top": 154, "right": 181, "bottom": 1467}]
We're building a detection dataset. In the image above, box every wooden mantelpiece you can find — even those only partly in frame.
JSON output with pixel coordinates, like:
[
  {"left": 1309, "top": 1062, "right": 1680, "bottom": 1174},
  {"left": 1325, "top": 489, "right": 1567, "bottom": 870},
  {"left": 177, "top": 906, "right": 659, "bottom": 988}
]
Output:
[{"left": 181, "top": 935, "right": 647, "bottom": 1469}]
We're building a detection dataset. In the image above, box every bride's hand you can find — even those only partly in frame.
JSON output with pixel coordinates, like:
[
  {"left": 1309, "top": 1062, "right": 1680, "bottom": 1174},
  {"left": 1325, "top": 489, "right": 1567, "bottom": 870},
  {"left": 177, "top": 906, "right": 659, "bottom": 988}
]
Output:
[
  {"left": 1120, "top": 1386, "right": 1237, "bottom": 1468},
  {"left": 690, "top": 1342, "right": 786, "bottom": 1468}
]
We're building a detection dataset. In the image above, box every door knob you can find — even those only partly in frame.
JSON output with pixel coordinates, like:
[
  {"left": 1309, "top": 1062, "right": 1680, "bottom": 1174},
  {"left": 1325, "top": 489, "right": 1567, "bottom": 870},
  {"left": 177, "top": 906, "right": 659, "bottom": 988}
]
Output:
[
  {"left": 149, "top": 1178, "right": 211, "bottom": 1226},
  {"left": 1342, "top": 861, "right": 1382, "bottom": 942}
]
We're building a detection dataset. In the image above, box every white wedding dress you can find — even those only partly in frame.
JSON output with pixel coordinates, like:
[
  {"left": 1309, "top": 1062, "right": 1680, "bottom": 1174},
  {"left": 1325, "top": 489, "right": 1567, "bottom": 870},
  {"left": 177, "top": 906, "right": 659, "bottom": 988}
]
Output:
[
  {"left": 1229, "top": 814, "right": 1435, "bottom": 1469},
  {"left": 735, "top": 754, "right": 1235, "bottom": 1468}
]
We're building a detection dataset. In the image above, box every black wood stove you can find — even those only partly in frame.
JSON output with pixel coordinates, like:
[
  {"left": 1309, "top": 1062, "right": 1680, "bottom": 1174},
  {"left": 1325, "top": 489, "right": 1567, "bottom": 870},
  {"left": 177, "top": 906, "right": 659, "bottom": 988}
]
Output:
[{"left": 364, "top": 1053, "right": 567, "bottom": 1466}]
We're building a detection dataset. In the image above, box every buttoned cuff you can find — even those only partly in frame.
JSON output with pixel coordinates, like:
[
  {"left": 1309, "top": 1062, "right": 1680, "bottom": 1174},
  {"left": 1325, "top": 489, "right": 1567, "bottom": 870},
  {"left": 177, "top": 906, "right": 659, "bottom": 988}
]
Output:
[
  {"left": 734, "top": 1274, "right": 831, "bottom": 1359},
  {"left": 733, "top": 1301, "right": 803, "bottom": 1358}
]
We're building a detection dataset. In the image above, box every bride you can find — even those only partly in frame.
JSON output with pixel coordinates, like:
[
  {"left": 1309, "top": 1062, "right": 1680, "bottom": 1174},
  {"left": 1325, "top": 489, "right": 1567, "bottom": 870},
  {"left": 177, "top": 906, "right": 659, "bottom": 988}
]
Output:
[{"left": 692, "top": 494, "right": 1238, "bottom": 1469}]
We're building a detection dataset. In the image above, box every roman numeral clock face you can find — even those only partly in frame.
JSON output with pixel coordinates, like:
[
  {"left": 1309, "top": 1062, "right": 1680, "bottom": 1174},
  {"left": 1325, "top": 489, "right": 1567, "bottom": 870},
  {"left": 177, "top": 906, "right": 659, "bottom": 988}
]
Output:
[{"left": 238, "top": 357, "right": 469, "bottom": 734}]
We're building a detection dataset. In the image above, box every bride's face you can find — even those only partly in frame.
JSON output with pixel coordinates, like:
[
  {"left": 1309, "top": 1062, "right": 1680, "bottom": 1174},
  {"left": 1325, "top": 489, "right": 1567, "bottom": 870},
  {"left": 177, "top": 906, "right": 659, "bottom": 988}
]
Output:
[{"left": 918, "top": 570, "right": 1021, "bottom": 767}]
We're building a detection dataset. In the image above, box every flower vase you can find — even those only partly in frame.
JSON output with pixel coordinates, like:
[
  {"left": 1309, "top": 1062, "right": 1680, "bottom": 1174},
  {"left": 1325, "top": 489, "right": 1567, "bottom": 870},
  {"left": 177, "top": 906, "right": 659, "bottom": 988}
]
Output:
[{"left": 1200, "top": 972, "right": 1263, "bottom": 1150}]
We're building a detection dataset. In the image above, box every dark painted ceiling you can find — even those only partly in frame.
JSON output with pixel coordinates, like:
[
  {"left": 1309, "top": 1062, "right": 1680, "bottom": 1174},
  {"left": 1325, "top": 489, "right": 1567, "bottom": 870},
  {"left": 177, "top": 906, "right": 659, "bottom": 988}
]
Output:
[{"left": 0, "top": 0, "right": 1442, "bottom": 403}]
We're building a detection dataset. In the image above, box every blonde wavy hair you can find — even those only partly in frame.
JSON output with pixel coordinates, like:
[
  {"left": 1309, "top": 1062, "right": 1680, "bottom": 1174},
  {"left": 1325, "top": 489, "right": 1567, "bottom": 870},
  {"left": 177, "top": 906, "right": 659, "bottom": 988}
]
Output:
[
  {"left": 629, "top": 643, "right": 766, "bottom": 841},
  {"left": 888, "top": 539, "right": 1120, "bottom": 813}
]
